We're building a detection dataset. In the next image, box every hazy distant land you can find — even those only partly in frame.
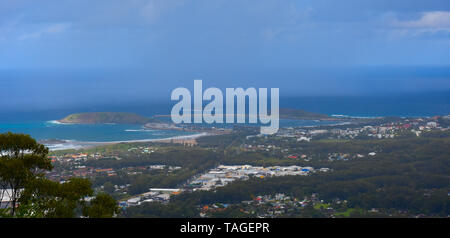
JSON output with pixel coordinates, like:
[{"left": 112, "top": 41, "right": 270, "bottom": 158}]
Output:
[
  {"left": 58, "top": 108, "right": 341, "bottom": 126},
  {"left": 279, "top": 108, "right": 333, "bottom": 120},
  {"left": 150, "top": 108, "right": 339, "bottom": 121}
]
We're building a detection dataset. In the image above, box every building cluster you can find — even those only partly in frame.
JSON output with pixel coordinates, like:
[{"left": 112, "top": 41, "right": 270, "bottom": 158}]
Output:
[
  {"left": 327, "top": 151, "right": 377, "bottom": 161},
  {"left": 127, "top": 146, "right": 159, "bottom": 154},
  {"left": 120, "top": 188, "right": 182, "bottom": 208},
  {"left": 272, "top": 116, "right": 448, "bottom": 141},
  {"left": 48, "top": 152, "right": 112, "bottom": 166},
  {"left": 188, "top": 165, "right": 330, "bottom": 191},
  {"left": 234, "top": 117, "right": 450, "bottom": 165},
  {"left": 240, "top": 117, "right": 448, "bottom": 155},
  {"left": 123, "top": 165, "right": 181, "bottom": 176},
  {"left": 201, "top": 193, "right": 338, "bottom": 218},
  {"left": 46, "top": 163, "right": 182, "bottom": 182},
  {"left": 45, "top": 151, "right": 181, "bottom": 182},
  {"left": 199, "top": 193, "right": 297, "bottom": 217}
]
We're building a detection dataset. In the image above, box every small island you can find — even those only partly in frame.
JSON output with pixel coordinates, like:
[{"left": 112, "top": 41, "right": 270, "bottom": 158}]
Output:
[
  {"left": 58, "top": 112, "right": 184, "bottom": 130},
  {"left": 58, "top": 112, "right": 152, "bottom": 124},
  {"left": 58, "top": 108, "right": 341, "bottom": 126},
  {"left": 279, "top": 108, "right": 331, "bottom": 120}
]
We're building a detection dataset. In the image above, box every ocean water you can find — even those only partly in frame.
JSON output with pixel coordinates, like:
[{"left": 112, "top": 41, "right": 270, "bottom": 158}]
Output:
[
  {"left": 0, "top": 119, "right": 339, "bottom": 143},
  {"left": 0, "top": 121, "right": 197, "bottom": 142},
  {"left": 0, "top": 92, "right": 448, "bottom": 149},
  {"left": 281, "top": 92, "right": 450, "bottom": 118}
]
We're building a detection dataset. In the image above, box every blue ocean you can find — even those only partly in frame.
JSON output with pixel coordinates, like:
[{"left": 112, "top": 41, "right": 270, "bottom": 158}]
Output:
[
  {"left": 0, "top": 92, "right": 449, "bottom": 149},
  {"left": 0, "top": 121, "right": 194, "bottom": 142},
  {"left": 0, "top": 119, "right": 339, "bottom": 145}
]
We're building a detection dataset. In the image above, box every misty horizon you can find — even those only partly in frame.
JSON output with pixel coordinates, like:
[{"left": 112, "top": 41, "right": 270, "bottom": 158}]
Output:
[
  {"left": 1, "top": 66, "right": 450, "bottom": 111},
  {"left": 1, "top": 1, "right": 449, "bottom": 114}
]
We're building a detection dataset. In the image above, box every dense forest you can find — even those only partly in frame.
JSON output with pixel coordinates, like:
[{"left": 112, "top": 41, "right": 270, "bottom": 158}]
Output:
[
  {"left": 123, "top": 133, "right": 450, "bottom": 217},
  {"left": 88, "top": 147, "right": 221, "bottom": 195}
]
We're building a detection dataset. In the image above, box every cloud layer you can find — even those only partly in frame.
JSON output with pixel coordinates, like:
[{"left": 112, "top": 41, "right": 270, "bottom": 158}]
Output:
[{"left": 0, "top": 0, "right": 449, "bottom": 69}]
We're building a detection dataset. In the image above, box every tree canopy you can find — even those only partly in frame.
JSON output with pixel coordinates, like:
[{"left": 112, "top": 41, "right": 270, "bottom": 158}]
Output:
[{"left": 0, "top": 132, "right": 118, "bottom": 218}]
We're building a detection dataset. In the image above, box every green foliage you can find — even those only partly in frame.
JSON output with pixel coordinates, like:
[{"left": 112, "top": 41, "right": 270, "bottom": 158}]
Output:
[
  {"left": 279, "top": 108, "right": 330, "bottom": 120},
  {"left": 83, "top": 193, "right": 119, "bottom": 218},
  {"left": 59, "top": 112, "right": 150, "bottom": 124},
  {"left": 122, "top": 200, "right": 198, "bottom": 218},
  {"left": 19, "top": 177, "right": 93, "bottom": 218},
  {"left": 0, "top": 132, "right": 118, "bottom": 218},
  {"left": 87, "top": 148, "right": 220, "bottom": 195},
  {"left": 124, "top": 134, "right": 450, "bottom": 217},
  {"left": 0, "top": 132, "right": 52, "bottom": 216},
  {"left": 103, "top": 182, "right": 115, "bottom": 194}
]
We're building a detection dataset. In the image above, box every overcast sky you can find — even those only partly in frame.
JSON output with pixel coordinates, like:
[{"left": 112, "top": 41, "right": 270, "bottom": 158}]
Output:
[{"left": 1, "top": 0, "right": 450, "bottom": 110}]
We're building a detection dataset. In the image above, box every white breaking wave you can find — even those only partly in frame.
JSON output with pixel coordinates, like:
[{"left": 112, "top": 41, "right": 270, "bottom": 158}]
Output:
[
  {"left": 44, "top": 133, "right": 209, "bottom": 151},
  {"left": 47, "top": 120, "right": 63, "bottom": 124},
  {"left": 45, "top": 143, "right": 85, "bottom": 151},
  {"left": 46, "top": 120, "right": 75, "bottom": 125},
  {"left": 124, "top": 129, "right": 155, "bottom": 132},
  {"left": 331, "top": 114, "right": 381, "bottom": 119}
]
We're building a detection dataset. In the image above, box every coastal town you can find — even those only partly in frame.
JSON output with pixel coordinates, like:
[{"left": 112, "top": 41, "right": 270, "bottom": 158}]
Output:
[
  {"left": 200, "top": 193, "right": 347, "bottom": 218},
  {"left": 2, "top": 0, "right": 450, "bottom": 225},
  {"left": 188, "top": 165, "right": 330, "bottom": 191},
  {"left": 1, "top": 113, "right": 449, "bottom": 218},
  {"left": 255, "top": 115, "right": 447, "bottom": 145},
  {"left": 34, "top": 114, "right": 450, "bottom": 217}
]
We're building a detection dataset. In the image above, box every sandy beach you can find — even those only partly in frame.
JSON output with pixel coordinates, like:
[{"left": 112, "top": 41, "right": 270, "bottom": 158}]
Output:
[
  {"left": 83, "top": 132, "right": 209, "bottom": 145},
  {"left": 45, "top": 132, "right": 210, "bottom": 151}
]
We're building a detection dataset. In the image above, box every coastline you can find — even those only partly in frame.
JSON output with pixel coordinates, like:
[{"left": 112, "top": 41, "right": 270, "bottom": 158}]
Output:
[
  {"left": 82, "top": 132, "right": 209, "bottom": 145},
  {"left": 45, "top": 132, "right": 210, "bottom": 151}
]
